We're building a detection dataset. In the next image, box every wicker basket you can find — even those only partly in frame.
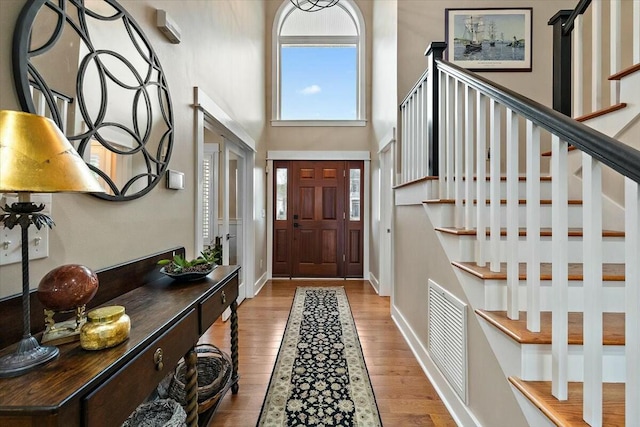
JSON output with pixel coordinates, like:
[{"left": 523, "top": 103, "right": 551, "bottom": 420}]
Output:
[
  {"left": 121, "top": 398, "right": 186, "bottom": 427},
  {"left": 159, "top": 344, "right": 232, "bottom": 414}
]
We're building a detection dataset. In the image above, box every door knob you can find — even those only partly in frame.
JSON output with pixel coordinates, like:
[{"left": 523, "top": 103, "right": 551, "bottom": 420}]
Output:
[{"left": 293, "top": 223, "right": 299, "bottom": 228}]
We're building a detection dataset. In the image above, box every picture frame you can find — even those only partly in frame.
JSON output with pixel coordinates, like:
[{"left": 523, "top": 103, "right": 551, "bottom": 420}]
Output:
[{"left": 445, "top": 8, "right": 532, "bottom": 72}]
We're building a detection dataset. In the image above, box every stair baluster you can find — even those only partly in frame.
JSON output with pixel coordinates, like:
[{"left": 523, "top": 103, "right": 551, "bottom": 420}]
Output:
[
  {"left": 551, "top": 136, "right": 570, "bottom": 401},
  {"left": 626, "top": 178, "right": 640, "bottom": 425},
  {"left": 475, "top": 92, "right": 487, "bottom": 268},
  {"left": 526, "top": 121, "right": 541, "bottom": 332},
  {"left": 582, "top": 154, "right": 604, "bottom": 425}
]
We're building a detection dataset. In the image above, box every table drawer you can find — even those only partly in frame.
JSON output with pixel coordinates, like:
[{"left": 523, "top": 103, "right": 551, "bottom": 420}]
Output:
[
  {"left": 83, "top": 309, "right": 198, "bottom": 427},
  {"left": 199, "top": 276, "right": 238, "bottom": 333}
]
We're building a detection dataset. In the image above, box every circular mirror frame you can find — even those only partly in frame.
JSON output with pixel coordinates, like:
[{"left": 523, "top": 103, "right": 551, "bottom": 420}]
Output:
[{"left": 12, "top": 0, "right": 174, "bottom": 201}]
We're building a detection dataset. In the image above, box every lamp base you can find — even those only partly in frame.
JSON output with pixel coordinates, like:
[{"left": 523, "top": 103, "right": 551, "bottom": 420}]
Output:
[{"left": 0, "top": 336, "right": 59, "bottom": 378}]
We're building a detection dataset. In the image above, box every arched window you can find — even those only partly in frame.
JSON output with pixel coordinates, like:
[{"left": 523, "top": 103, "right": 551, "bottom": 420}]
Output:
[{"left": 272, "top": 0, "right": 366, "bottom": 126}]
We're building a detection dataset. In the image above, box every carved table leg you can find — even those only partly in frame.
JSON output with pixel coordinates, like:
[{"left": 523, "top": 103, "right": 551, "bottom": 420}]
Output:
[
  {"left": 184, "top": 348, "right": 199, "bottom": 426},
  {"left": 230, "top": 300, "right": 239, "bottom": 394}
]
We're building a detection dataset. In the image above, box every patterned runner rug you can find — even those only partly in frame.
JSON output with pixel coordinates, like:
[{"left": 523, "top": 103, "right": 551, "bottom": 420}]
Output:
[{"left": 258, "top": 287, "right": 382, "bottom": 426}]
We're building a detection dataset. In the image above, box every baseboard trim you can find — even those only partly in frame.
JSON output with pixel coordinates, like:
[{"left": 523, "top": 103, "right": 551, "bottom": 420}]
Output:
[
  {"left": 391, "top": 303, "right": 482, "bottom": 427},
  {"left": 368, "top": 272, "right": 380, "bottom": 294},
  {"left": 254, "top": 271, "right": 268, "bottom": 296}
]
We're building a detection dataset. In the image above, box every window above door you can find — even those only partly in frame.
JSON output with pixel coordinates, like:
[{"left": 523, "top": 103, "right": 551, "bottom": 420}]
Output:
[{"left": 272, "top": 0, "right": 366, "bottom": 127}]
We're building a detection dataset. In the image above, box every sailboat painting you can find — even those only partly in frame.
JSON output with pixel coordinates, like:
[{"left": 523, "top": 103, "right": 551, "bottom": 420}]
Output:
[{"left": 445, "top": 8, "right": 532, "bottom": 71}]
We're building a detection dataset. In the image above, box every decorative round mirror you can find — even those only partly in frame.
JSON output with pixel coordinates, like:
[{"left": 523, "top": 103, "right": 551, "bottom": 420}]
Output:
[{"left": 13, "top": 0, "right": 174, "bottom": 201}]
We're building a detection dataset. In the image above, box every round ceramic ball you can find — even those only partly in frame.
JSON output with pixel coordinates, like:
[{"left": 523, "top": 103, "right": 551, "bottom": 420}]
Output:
[{"left": 37, "top": 264, "right": 99, "bottom": 311}]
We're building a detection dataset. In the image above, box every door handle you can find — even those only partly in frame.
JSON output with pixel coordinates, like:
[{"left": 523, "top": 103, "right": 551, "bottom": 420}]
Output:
[
  {"left": 293, "top": 223, "right": 299, "bottom": 228},
  {"left": 226, "top": 233, "right": 236, "bottom": 240}
]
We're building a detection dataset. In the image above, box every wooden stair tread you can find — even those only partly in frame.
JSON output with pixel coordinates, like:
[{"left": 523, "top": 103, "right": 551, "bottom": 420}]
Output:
[
  {"left": 608, "top": 62, "right": 640, "bottom": 80},
  {"left": 542, "top": 145, "right": 577, "bottom": 157},
  {"left": 508, "top": 378, "right": 625, "bottom": 427},
  {"left": 424, "top": 199, "right": 583, "bottom": 205},
  {"left": 393, "top": 175, "right": 437, "bottom": 189},
  {"left": 574, "top": 103, "right": 628, "bottom": 123},
  {"left": 541, "top": 101, "right": 628, "bottom": 156},
  {"left": 476, "top": 310, "right": 625, "bottom": 345},
  {"left": 435, "top": 226, "right": 624, "bottom": 238},
  {"left": 452, "top": 261, "right": 626, "bottom": 281}
]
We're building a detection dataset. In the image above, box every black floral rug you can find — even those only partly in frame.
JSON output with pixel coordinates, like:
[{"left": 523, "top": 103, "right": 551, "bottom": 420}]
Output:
[{"left": 257, "top": 287, "right": 382, "bottom": 426}]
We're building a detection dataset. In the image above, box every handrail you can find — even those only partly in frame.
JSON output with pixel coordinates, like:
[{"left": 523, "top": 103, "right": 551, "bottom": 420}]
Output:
[
  {"left": 400, "top": 68, "right": 429, "bottom": 108},
  {"left": 436, "top": 58, "right": 640, "bottom": 185},
  {"left": 562, "top": 0, "right": 591, "bottom": 35}
]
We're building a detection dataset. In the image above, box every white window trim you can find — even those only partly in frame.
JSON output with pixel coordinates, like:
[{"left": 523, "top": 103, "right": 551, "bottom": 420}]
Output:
[{"left": 271, "top": 0, "right": 366, "bottom": 125}]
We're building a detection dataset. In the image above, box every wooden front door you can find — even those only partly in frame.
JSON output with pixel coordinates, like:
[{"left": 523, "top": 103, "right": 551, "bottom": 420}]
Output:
[{"left": 272, "top": 160, "right": 363, "bottom": 278}]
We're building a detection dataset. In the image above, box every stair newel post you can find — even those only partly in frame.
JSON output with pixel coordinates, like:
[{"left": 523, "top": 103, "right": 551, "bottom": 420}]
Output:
[
  {"left": 489, "top": 100, "right": 502, "bottom": 273},
  {"left": 525, "top": 121, "right": 541, "bottom": 332},
  {"left": 475, "top": 92, "right": 487, "bottom": 267},
  {"left": 506, "top": 109, "right": 519, "bottom": 320},
  {"left": 424, "top": 42, "right": 446, "bottom": 177},
  {"left": 582, "top": 154, "right": 603, "bottom": 426},
  {"left": 548, "top": 11, "right": 573, "bottom": 116},
  {"left": 551, "top": 135, "right": 569, "bottom": 401},
  {"left": 626, "top": 178, "right": 640, "bottom": 426}
]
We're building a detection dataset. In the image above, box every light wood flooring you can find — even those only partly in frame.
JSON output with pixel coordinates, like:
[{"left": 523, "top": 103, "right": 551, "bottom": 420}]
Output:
[{"left": 199, "top": 279, "right": 456, "bottom": 426}]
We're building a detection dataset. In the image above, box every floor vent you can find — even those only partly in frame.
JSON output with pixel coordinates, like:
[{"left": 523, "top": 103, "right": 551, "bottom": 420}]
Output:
[{"left": 427, "top": 279, "right": 468, "bottom": 403}]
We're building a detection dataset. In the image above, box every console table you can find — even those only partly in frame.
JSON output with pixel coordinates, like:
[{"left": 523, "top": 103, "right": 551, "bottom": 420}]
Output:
[{"left": 0, "top": 247, "right": 239, "bottom": 427}]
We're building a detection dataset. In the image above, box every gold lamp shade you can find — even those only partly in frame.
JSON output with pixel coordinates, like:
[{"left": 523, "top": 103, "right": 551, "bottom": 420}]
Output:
[{"left": 0, "top": 110, "right": 104, "bottom": 194}]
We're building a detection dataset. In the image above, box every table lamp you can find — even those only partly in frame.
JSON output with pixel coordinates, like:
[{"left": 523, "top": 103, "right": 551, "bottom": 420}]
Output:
[{"left": 0, "top": 110, "right": 104, "bottom": 378}]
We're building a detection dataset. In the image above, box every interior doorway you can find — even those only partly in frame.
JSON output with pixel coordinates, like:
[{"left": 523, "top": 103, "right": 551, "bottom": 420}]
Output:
[
  {"left": 194, "top": 87, "right": 256, "bottom": 301},
  {"left": 272, "top": 160, "right": 364, "bottom": 278}
]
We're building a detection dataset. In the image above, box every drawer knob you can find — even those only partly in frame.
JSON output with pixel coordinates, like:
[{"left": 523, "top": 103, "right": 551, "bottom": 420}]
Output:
[
  {"left": 154, "top": 348, "right": 164, "bottom": 371},
  {"left": 221, "top": 291, "right": 227, "bottom": 304}
]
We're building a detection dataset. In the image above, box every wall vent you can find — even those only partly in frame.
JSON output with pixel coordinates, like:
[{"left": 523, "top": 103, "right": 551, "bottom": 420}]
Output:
[{"left": 427, "top": 279, "right": 468, "bottom": 403}]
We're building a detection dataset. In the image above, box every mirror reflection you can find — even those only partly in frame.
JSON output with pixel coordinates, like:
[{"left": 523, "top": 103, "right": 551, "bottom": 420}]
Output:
[{"left": 14, "top": 0, "right": 174, "bottom": 200}]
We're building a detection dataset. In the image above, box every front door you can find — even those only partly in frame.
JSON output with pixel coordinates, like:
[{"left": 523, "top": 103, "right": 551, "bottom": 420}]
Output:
[{"left": 273, "top": 160, "right": 363, "bottom": 278}]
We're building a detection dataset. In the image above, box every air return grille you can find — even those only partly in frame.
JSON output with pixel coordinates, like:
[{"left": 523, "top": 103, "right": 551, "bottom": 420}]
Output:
[{"left": 427, "top": 279, "right": 468, "bottom": 403}]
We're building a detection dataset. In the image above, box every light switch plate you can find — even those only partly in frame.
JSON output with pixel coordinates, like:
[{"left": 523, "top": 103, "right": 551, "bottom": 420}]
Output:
[{"left": 0, "top": 193, "right": 51, "bottom": 265}]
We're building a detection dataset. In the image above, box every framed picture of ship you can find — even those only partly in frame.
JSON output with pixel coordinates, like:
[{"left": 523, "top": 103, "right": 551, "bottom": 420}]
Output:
[{"left": 445, "top": 8, "right": 532, "bottom": 71}]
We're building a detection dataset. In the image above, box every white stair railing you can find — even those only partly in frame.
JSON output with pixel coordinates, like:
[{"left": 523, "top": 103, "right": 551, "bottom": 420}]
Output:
[
  {"left": 555, "top": 0, "right": 639, "bottom": 118},
  {"left": 399, "top": 38, "right": 640, "bottom": 425}
]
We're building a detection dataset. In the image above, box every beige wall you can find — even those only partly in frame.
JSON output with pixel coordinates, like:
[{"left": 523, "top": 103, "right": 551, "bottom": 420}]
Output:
[
  {"left": 395, "top": 206, "right": 529, "bottom": 426},
  {"left": 0, "top": 0, "right": 266, "bottom": 297},
  {"left": 398, "top": 0, "right": 576, "bottom": 107},
  {"left": 371, "top": 0, "right": 398, "bottom": 148}
]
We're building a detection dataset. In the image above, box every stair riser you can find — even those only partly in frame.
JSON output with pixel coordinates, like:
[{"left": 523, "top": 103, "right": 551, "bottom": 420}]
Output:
[
  {"left": 454, "top": 272, "right": 626, "bottom": 313},
  {"left": 438, "top": 180, "right": 553, "bottom": 200},
  {"left": 521, "top": 344, "right": 625, "bottom": 382},
  {"left": 479, "top": 321, "right": 626, "bottom": 382},
  {"left": 437, "top": 233, "right": 625, "bottom": 264},
  {"left": 425, "top": 204, "right": 584, "bottom": 229}
]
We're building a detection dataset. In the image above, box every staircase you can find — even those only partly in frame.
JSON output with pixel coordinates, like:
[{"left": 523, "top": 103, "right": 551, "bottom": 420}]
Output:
[{"left": 397, "top": 2, "right": 639, "bottom": 425}]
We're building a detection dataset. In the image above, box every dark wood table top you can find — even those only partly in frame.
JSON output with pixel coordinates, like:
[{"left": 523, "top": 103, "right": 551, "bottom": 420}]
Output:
[{"left": 0, "top": 265, "right": 240, "bottom": 412}]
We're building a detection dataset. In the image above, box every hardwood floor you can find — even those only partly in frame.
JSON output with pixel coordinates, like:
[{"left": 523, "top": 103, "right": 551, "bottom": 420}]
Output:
[{"left": 199, "top": 279, "right": 456, "bottom": 426}]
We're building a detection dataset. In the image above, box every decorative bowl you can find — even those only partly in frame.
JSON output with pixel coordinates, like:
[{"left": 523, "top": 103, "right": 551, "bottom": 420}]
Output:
[{"left": 160, "top": 265, "right": 216, "bottom": 281}]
